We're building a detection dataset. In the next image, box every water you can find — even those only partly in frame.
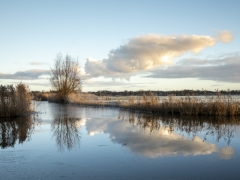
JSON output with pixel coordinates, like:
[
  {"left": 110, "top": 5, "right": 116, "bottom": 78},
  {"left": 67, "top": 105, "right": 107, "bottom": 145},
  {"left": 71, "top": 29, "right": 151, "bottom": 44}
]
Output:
[{"left": 1, "top": 102, "right": 240, "bottom": 179}]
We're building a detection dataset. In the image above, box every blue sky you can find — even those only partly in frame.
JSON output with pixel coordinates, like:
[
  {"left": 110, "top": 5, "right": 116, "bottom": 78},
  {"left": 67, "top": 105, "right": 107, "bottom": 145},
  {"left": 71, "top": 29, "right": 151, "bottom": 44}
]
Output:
[{"left": 0, "top": 0, "right": 240, "bottom": 91}]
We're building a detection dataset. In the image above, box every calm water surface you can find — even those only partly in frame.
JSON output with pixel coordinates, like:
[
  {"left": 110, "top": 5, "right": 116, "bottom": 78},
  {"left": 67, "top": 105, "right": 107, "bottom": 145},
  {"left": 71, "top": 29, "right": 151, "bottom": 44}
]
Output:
[{"left": 1, "top": 102, "right": 240, "bottom": 180}]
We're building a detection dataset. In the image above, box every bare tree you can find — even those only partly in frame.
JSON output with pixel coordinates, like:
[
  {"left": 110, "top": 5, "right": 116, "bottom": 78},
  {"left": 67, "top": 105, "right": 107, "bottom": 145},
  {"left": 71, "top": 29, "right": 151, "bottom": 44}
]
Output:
[{"left": 50, "top": 54, "right": 81, "bottom": 102}]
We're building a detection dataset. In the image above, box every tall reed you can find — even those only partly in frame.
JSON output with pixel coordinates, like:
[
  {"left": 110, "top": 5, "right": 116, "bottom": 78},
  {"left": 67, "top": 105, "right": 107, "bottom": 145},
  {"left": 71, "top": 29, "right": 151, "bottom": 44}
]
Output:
[{"left": 0, "top": 83, "right": 33, "bottom": 117}]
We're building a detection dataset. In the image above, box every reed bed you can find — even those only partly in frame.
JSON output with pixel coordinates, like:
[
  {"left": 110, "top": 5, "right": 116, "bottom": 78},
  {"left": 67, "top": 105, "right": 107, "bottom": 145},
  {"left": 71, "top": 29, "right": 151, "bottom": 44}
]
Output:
[
  {"left": 64, "top": 91, "right": 240, "bottom": 116},
  {"left": 0, "top": 83, "right": 33, "bottom": 118},
  {"left": 119, "top": 92, "right": 240, "bottom": 116}
]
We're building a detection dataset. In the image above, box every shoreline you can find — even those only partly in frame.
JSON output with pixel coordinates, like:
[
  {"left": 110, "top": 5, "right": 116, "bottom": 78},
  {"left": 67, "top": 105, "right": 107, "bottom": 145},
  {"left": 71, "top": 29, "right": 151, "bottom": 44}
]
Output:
[{"left": 63, "top": 101, "right": 240, "bottom": 117}]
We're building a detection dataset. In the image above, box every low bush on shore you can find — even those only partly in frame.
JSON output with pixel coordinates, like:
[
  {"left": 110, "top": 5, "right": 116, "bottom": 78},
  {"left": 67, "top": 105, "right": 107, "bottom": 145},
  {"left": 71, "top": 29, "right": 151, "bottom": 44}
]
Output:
[{"left": 0, "top": 83, "right": 33, "bottom": 118}]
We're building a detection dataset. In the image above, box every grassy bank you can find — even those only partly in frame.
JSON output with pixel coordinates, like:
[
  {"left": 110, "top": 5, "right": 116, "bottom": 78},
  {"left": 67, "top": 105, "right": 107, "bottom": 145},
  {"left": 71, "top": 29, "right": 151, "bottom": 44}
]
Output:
[{"left": 0, "top": 83, "right": 33, "bottom": 118}]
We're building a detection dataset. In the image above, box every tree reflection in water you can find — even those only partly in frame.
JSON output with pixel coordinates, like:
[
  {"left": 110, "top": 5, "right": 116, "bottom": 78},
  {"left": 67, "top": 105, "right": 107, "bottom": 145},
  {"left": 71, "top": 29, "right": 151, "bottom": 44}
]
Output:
[
  {"left": 118, "top": 111, "right": 240, "bottom": 145},
  {"left": 0, "top": 116, "right": 39, "bottom": 148},
  {"left": 51, "top": 115, "right": 82, "bottom": 151}
]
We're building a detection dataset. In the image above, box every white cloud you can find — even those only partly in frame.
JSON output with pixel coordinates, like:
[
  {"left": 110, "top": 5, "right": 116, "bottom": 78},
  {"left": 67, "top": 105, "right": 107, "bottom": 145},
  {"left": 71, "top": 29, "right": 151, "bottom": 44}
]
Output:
[
  {"left": 30, "top": 62, "right": 49, "bottom": 65},
  {"left": 84, "top": 32, "right": 233, "bottom": 78}
]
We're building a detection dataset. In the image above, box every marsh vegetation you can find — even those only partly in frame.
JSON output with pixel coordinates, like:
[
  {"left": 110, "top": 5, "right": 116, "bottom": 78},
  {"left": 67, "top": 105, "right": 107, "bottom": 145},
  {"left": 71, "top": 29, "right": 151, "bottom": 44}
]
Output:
[
  {"left": 119, "top": 92, "right": 240, "bottom": 116},
  {"left": 65, "top": 91, "right": 240, "bottom": 116},
  {"left": 0, "top": 83, "right": 33, "bottom": 118}
]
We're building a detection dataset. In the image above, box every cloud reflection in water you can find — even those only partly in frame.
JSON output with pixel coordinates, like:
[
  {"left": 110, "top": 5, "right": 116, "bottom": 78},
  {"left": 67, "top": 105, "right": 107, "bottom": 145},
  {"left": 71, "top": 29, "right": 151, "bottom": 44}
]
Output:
[{"left": 85, "top": 111, "right": 238, "bottom": 158}]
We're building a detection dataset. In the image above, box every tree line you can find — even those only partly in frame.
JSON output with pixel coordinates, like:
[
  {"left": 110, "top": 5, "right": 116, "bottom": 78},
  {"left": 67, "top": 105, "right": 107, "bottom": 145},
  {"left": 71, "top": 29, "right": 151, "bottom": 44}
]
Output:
[{"left": 86, "top": 89, "right": 240, "bottom": 96}]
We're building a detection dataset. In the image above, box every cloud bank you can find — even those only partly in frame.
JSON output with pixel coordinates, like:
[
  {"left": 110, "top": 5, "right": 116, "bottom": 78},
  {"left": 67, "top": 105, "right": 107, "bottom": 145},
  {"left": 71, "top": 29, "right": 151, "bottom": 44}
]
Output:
[
  {"left": 0, "top": 69, "right": 49, "bottom": 80},
  {"left": 148, "top": 54, "right": 240, "bottom": 82},
  {"left": 30, "top": 62, "right": 49, "bottom": 65},
  {"left": 85, "top": 31, "right": 233, "bottom": 78}
]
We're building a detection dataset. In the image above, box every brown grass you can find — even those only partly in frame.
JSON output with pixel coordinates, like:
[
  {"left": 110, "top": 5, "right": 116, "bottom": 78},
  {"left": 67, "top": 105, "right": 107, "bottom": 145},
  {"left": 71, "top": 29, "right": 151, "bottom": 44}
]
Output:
[
  {"left": 0, "top": 83, "right": 33, "bottom": 118},
  {"left": 33, "top": 92, "right": 49, "bottom": 101},
  {"left": 68, "top": 93, "right": 107, "bottom": 106},
  {"left": 58, "top": 91, "right": 240, "bottom": 116},
  {"left": 118, "top": 92, "right": 240, "bottom": 116}
]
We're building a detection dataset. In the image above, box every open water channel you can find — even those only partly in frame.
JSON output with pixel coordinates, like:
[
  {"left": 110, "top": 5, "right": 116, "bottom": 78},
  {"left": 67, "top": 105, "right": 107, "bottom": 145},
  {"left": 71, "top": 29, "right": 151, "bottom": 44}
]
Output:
[{"left": 1, "top": 101, "right": 240, "bottom": 179}]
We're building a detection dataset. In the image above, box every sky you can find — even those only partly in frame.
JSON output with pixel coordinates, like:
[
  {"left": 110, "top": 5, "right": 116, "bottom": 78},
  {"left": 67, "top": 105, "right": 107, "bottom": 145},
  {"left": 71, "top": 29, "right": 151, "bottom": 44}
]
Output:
[{"left": 0, "top": 0, "right": 240, "bottom": 92}]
